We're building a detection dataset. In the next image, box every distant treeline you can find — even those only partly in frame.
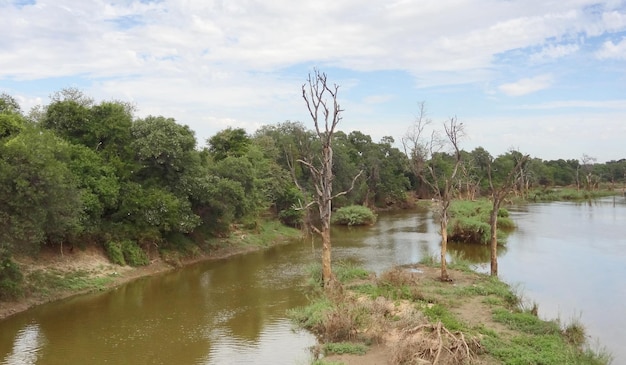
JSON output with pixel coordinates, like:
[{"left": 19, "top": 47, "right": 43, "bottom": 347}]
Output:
[{"left": 1, "top": 90, "right": 624, "bottom": 258}]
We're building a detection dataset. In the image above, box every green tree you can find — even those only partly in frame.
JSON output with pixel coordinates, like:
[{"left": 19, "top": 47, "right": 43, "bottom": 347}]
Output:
[
  {"left": 485, "top": 151, "right": 529, "bottom": 276},
  {"left": 131, "top": 115, "right": 199, "bottom": 191},
  {"left": 207, "top": 127, "right": 251, "bottom": 161},
  {"left": 66, "top": 144, "right": 120, "bottom": 233},
  {"left": 0, "top": 128, "right": 83, "bottom": 254},
  {"left": 0, "top": 93, "right": 22, "bottom": 115}
]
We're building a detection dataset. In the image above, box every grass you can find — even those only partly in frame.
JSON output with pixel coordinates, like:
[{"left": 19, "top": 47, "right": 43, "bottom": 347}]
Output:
[
  {"left": 421, "top": 303, "right": 464, "bottom": 331},
  {"left": 26, "top": 269, "right": 116, "bottom": 297},
  {"left": 483, "top": 334, "right": 610, "bottom": 365},
  {"left": 492, "top": 307, "right": 560, "bottom": 335},
  {"left": 202, "top": 219, "right": 301, "bottom": 249},
  {"left": 306, "top": 260, "right": 370, "bottom": 288},
  {"left": 527, "top": 187, "right": 617, "bottom": 202},
  {"left": 322, "top": 342, "right": 368, "bottom": 355},
  {"left": 311, "top": 361, "right": 345, "bottom": 365}
]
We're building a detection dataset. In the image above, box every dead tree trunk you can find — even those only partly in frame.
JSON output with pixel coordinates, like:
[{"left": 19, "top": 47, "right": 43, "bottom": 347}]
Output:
[
  {"left": 297, "top": 69, "right": 362, "bottom": 290},
  {"left": 403, "top": 107, "right": 463, "bottom": 282}
]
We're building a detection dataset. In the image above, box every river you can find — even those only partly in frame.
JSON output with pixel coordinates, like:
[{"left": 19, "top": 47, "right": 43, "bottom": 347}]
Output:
[{"left": 1, "top": 197, "right": 624, "bottom": 364}]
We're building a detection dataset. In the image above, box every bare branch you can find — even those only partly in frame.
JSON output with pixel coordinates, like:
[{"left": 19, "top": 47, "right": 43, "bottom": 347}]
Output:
[{"left": 331, "top": 170, "right": 364, "bottom": 200}]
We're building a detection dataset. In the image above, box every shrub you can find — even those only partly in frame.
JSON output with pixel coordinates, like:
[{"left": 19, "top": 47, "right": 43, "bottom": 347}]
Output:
[
  {"left": 448, "top": 200, "right": 514, "bottom": 244},
  {"left": 121, "top": 240, "right": 149, "bottom": 266},
  {"left": 332, "top": 205, "right": 377, "bottom": 226},
  {"left": 278, "top": 208, "right": 303, "bottom": 227},
  {"left": 105, "top": 240, "right": 149, "bottom": 266},
  {"left": 0, "top": 251, "right": 23, "bottom": 300},
  {"left": 105, "top": 240, "right": 125, "bottom": 266}
]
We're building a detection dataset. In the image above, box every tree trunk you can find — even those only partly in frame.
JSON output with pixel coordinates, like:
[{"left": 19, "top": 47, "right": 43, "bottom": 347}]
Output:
[
  {"left": 440, "top": 218, "right": 450, "bottom": 281},
  {"left": 321, "top": 228, "right": 333, "bottom": 288},
  {"left": 320, "top": 145, "right": 334, "bottom": 288},
  {"left": 489, "top": 200, "right": 500, "bottom": 276}
]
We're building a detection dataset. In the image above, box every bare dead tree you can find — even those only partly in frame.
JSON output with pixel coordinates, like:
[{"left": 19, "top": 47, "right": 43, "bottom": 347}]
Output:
[
  {"left": 581, "top": 154, "right": 597, "bottom": 191},
  {"left": 404, "top": 109, "right": 464, "bottom": 282},
  {"left": 486, "top": 151, "right": 529, "bottom": 276},
  {"left": 402, "top": 102, "right": 431, "bottom": 186},
  {"left": 297, "top": 69, "right": 362, "bottom": 289}
]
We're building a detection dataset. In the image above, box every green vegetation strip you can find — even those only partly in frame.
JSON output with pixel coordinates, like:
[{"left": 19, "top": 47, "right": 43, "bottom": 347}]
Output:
[
  {"left": 26, "top": 269, "right": 115, "bottom": 296},
  {"left": 289, "top": 262, "right": 612, "bottom": 365}
]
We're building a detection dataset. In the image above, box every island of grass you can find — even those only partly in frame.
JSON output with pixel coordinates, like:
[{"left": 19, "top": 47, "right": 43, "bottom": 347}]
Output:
[{"left": 289, "top": 261, "right": 612, "bottom": 365}]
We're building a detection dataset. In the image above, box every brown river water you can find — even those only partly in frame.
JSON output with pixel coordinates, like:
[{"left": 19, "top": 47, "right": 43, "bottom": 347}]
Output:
[{"left": 1, "top": 196, "right": 624, "bottom": 364}]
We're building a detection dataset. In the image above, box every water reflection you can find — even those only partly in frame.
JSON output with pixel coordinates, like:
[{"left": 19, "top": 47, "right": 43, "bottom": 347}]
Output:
[{"left": 2, "top": 323, "right": 44, "bottom": 365}]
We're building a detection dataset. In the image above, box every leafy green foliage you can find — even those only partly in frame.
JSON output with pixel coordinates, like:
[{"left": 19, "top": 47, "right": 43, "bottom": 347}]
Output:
[
  {"left": 0, "top": 250, "right": 23, "bottom": 300},
  {"left": 0, "top": 128, "right": 83, "bottom": 254},
  {"left": 105, "top": 240, "right": 148, "bottom": 266},
  {"left": 332, "top": 205, "right": 377, "bottom": 226},
  {"left": 447, "top": 200, "right": 513, "bottom": 244},
  {"left": 207, "top": 127, "right": 251, "bottom": 161},
  {"left": 105, "top": 240, "right": 126, "bottom": 266}
]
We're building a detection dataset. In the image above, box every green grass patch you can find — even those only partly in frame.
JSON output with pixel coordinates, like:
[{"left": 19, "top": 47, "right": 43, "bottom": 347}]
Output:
[
  {"left": 492, "top": 308, "right": 560, "bottom": 335},
  {"left": 306, "top": 261, "right": 370, "bottom": 288},
  {"left": 457, "top": 276, "right": 520, "bottom": 307},
  {"left": 287, "top": 296, "right": 334, "bottom": 329},
  {"left": 26, "top": 269, "right": 115, "bottom": 296},
  {"left": 527, "top": 188, "right": 617, "bottom": 202},
  {"left": 323, "top": 342, "right": 368, "bottom": 355},
  {"left": 311, "top": 360, "right": 345, "bottom": 365},
  {"left": 483, "top": 334, "right": 609, "bottom": 365},
  {"left": 204, "top": 220, "right": 301, "bottom": 249},
  {"left": 422, "top": 303, "right": 464, "bottom": 331},
  {"left": 236, "top": 220, "right": 301, "bottom": 247}
]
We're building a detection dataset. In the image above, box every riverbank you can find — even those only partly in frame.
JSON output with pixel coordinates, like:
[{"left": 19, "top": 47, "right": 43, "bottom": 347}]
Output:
[
  {"left": 0, "top": 221, "right": 302, "bottom": 320},
  {"left": 289, "top": 262, "right": 612, "bottom": 365}
]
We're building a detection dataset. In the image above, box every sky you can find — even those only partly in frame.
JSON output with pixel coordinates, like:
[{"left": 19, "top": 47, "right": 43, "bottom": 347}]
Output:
[{"left": 1, "top": 0, "right": 625, "bottom": 162}]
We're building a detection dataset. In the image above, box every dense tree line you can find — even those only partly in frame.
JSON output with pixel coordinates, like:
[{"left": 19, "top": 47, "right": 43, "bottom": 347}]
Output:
[{"left": 0, "top": 89, "right": 624, "bottom": 278}]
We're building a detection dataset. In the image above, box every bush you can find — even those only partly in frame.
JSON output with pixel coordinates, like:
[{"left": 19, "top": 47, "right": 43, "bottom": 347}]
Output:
[
  {"left": 105, "top": 240, "right": 125, "bottom": 266},
  {"left": 0, "top": 251, "right": 23, "bottom": 300},
  {"left": 105, "top": 240, "right": 149, "bottom": 267},
  {"left": 332, "top": 205, "right": 377, "bottom": 226},
  {"left": 121, "top": 240, "right": 149, "bottom": 266},
  {"left": 448, "top": 200, "right": 514, "bottom": 244},
  {"left": 278, "top": 207, "right": 303, "bottom": 227}
]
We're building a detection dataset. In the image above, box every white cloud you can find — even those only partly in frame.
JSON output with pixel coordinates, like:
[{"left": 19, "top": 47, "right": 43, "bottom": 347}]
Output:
[
  {"left": 515, "top": 99, "right": 626, "bottom": 110},
  {"left": 1, "top": 0, "right": 624, "bottom": 82},
  {"left": 530, "top": 43, "right": 580, "bottom": 62},
  {"left": 498, "top": 75, "right": 554, "bottom": 96},
  {"left": 362, "top": 94, "right": 394, "bottom": 104},
  {"left": 596, "top": 37, "right": 626, "bottom": 59},
  {"left": 1, "top": 0, "right": 625, "bottom": 162}
]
